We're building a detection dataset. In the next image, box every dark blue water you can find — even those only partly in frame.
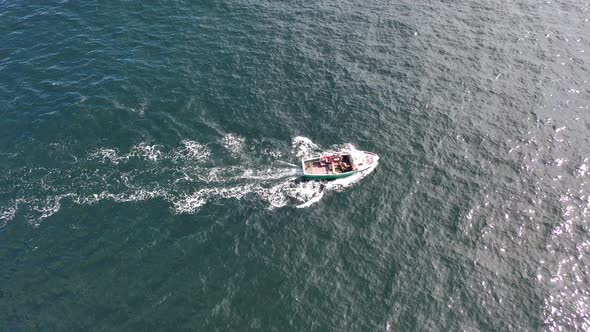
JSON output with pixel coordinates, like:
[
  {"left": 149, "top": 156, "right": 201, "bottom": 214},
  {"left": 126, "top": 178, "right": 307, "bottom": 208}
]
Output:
[{"left": 1, "top": 0, "right": 589, "bottom": 330}]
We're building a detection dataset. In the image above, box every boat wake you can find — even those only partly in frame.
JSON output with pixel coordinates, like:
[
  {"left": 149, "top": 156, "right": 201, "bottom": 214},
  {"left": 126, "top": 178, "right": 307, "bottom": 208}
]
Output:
[{"left": 0, "top": 135, "right": 377, "bottom": 226}]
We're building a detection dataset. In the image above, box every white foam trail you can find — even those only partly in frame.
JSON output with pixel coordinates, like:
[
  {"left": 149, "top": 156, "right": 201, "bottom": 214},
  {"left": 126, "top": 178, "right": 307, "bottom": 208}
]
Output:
[
  {"left": 91, "top": 140, "right": 210, "bottom": 164},
  {"left": 130, "top": 143, "right": 163, "bottom": 161},
  {"left": 100, "top": 137, "right": 374, "bottom": 213},
  {"left": 32, "top": 196, "right": 65, "bottom": 220},
  {"left": 294, "top": 183, "right": 325, "bottom": 208},
  {"left": 90, "top": 144, "right": 163, "bottom": 163},
  {"left": 0, "top": 204, "right": 17, "bottom": 225},
  {"left": 91, "top": 148, "right": 124, "bottom": 164},
  {"left": 29, "top": 194, "right": 74, "bottom": 225},
  {"left": 263, "top": 180, "right": 320, "bottom": 209},
  {"left": 0, "top": 136, "right": 378, "bottom": 225},
  {"left": 221, "top": 133, "right": 245, "bottom": 154},
  {"left": 263, "top": 148, "right": 283, "bottom": 158},
  {"left": 173, "top": 140, "right": 210, "bottom": 161},
  {"left": 266, "top": 182, "right": 291, "bottom": 208},
  {"left": 292, "top": 136, "right": 321, "bottom": 158},
  {"left": 236, "top": 168, "right": 298, "bottom": 181},
  {"left": 172, "top": 184, "right": 260, "bottom": 214},
  {"left": 275, "top": 160, "right": 299, "bottom": 168},
  {"left": 575, "top": 160, "right": 589, "bottom": 177}
]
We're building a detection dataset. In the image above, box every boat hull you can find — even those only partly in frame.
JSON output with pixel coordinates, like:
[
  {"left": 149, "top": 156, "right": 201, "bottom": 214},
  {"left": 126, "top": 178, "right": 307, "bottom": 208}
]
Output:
[{"left": 302, "top": 171, "right": 359, "bottom": 180}]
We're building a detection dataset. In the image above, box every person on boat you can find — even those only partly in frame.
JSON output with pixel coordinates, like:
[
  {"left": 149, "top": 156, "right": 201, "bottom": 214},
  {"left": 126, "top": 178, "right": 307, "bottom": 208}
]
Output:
[{"left": 339, "top": 161, "right": 349, "bottom": 172}]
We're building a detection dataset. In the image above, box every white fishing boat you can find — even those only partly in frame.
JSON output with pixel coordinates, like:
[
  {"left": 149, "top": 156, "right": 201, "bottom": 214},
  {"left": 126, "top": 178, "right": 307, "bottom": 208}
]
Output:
[{"left": 301, "top": 150, "right": 379, "bottom": 180}]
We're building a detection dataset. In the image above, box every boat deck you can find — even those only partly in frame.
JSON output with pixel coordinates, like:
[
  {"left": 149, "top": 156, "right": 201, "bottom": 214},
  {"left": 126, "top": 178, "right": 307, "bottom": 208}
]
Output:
[
  {"left": 304, "top": 160, "right": 335, "bottom": 175},
  {"left": 303, "top": 155, "right": 353, "bottom": 175},
  {"left": 302, "top": 151, "right": 378, "bottom": 179}
]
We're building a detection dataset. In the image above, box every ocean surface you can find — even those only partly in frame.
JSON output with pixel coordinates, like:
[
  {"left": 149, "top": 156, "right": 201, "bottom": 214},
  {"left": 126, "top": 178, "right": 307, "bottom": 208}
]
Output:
[{"left": 1, "top": 0, "right": 589, "bottom": 330}]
